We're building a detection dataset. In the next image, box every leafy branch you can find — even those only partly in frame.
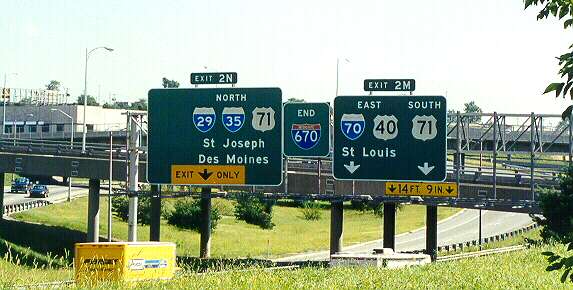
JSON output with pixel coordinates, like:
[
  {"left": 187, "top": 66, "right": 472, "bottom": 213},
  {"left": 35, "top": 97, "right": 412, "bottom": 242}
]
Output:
[
  {"left": 542, "top": 242, "right": 573, "bottom": 283},
  {"left": 525, "top": 0, "right": 573, "bottom": 116}
]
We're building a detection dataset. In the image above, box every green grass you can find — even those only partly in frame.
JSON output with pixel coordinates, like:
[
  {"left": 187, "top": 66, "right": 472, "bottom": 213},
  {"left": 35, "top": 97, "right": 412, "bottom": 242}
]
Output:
[
  {"left": 4, "top": 243, "right": 567, "bottom": 289},
  {"left": 165, "top": 244, "right": 572, "bottom": 289},
  {"left": 0, "top": 259, "right": 72, "bottom": 288},
  {"left": 3, "top": 173, "right": 19, "bottom": 185},
  {"left": 11, "top": 198, "right": 459, "bottom": 259}
]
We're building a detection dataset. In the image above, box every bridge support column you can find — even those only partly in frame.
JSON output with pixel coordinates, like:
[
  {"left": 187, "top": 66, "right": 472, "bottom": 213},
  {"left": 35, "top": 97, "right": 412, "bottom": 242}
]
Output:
[
  {"left": 0, "top": 172, "right": 4, "bottom": 219},
  {"left": 426, "top": 205, "right": 438, "bottom": 262},
  {"left": 383, "top": 202, "right": 396, "bottom": 250},
  {"left": 150, "top": 185, "right": 161, "bottom": 242},
  {"left": 200, "top": 187, "right": 212, "bottom": 258},
  {"left": 330, "top": 200, "right": 344, "bottom": 256},
  {"left": 87, "top": 179, "right": 100, "bottom": 242}
]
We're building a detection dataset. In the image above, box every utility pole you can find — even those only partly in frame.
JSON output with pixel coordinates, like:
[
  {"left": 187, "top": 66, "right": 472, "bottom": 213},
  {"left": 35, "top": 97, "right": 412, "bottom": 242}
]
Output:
[{"left": 127, "top": 113, "right": 141, "bottom": 242}]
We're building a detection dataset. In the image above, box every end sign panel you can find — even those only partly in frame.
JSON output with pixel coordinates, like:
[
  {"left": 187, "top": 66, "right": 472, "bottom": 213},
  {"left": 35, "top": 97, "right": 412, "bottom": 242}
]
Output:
[
  {"left": 283, "top": 102, "right": 330, "bottom": 157},
  {"left": 333, "top": 96, "right": 446, "bottom": 182},
  {"left": 148, "top": 88, "right": 282, "bottom": 185}
]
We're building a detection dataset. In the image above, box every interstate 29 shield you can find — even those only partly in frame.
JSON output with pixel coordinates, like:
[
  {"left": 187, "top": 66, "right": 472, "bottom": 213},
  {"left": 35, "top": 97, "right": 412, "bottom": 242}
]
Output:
[{"left": 193, "top": 107, "right": 216, "bottom": 133}]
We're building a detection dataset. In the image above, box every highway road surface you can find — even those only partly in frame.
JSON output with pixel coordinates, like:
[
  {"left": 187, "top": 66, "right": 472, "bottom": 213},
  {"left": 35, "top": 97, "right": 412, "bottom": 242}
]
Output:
[
  {"left": 3, "top": 185, "right": 88, "bottom": 206},
  {"left": 275, "top": 209, "right": 533, "bottom": 262}
]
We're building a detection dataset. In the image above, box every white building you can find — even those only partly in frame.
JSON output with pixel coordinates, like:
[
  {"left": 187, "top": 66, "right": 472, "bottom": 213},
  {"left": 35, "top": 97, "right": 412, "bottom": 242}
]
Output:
[{"left": 0, "top": 104, "right": 143, "bottom": 138}]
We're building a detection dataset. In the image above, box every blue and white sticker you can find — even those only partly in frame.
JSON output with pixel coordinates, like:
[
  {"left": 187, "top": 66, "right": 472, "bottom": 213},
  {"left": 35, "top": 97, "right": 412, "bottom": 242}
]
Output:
[
  {"left": 340, "top": 114, "right": 365, "bottom": 140},
  {"left": 291, "top": 124, "right": 321, "bottom": 150},
  {"left": 193, "top": 107, "right": 216, "bottom": 133},
  {"left": 222, "top": 107, "right": 245, "bottom": 133}
]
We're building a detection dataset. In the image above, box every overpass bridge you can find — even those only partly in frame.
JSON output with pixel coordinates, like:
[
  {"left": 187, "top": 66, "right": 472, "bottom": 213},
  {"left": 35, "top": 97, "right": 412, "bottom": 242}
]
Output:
[
  {"left": 0, "top": 111, "right": 569, "bottom": 260},
  {"left": 0, "top": 112, "right": 570, "bottom": 214}
]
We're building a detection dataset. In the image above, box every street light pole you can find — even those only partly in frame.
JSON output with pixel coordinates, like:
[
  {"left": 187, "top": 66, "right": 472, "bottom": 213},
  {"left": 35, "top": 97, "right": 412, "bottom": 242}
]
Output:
[
  {"left": 51, "top": 108, "right": 74, "bottom": 201},
  {"left": 82, "top": 47, "right": 114, "bottom": 153},
  {"left": 3, "top": 73, "right": 17, "bottom": 135}
]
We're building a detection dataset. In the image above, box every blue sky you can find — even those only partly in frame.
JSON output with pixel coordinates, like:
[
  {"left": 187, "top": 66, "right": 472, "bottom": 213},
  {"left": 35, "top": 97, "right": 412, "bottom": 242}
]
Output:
[{"left": 1, "top": 0, "right": 571, "bottom": 114}]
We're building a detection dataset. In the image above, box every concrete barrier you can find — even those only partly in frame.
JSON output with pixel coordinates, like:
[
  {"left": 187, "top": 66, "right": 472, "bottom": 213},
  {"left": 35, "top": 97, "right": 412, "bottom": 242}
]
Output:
[{"left": 3, "top": 200, "right": 52, "bottom": 216}]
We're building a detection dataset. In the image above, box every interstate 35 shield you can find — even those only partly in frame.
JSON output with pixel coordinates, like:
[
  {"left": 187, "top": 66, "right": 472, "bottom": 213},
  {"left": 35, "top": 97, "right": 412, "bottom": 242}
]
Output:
[
  {"left": 222, "top": 107, "right": 245, "bottom": 133},
  {"left": 291, "top": 124, "right": 321, "bottom": 150}
]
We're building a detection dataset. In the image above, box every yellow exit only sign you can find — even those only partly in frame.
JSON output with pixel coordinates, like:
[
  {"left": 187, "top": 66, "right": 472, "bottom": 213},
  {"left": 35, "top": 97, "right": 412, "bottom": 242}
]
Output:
[
  {"left": 171, "top": 165, "right": 245, "bottom": 185},
  {"left": 385, "top": 182, "right": 458, "bottom": 197}
]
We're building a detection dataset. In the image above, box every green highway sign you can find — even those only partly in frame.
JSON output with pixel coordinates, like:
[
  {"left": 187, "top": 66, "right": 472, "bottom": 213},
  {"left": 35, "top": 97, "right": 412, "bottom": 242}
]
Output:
[
  {"left": 190, "top": 72, "right": 238, "bottom": 85},
  {"left": 364, "top": 79, "right": 415, "bottom": 92},
  {"left": 283, "top": 102, "right": 331, "bottom": 157},
  {"left": 333, "top": 95, "right": 446, "bottom": 182},
  {"left": 148, "top": 88, "right": 282, "bottom": 185}
]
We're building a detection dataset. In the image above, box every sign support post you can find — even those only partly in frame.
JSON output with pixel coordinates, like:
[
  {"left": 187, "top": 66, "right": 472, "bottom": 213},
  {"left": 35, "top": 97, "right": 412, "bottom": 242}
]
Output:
[
  {"left": 426, "top": 205, "right": 438, "bottom": 261},
  {"left": 200, "top": 187, "right": 212, "bottom": 258},
  {"left": 383, "top": 202, "right": 396, "bottom": 250},
  {"left": 150, "top": 184, "right": 161, "bottom": 242},
  {"left": 330, "top": 199, "right": 343, "bottom": 256}
]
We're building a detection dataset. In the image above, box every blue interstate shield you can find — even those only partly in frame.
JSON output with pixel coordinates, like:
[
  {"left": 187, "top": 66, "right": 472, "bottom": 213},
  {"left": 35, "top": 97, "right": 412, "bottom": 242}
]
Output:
[
  {"left": 340, "top": 114, "right": 365, "bottom": 140},
  {"left": 291, "top": 124, "right": 321, "bottom": 150},
  {"left": 222, "top": 107, "right": 245, "bottom": 133},
  {"left": 192, "top": 107, "right": 216, "bottom": 133}
]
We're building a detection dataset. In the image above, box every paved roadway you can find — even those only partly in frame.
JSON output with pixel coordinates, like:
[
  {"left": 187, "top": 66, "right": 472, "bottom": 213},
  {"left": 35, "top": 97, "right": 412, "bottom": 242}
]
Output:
[
  {"left": 275, "top": 209, "right": 533, "bottom": 262},
  {"left": 3, "top": 185, "right": 88, "bottom": 206}
]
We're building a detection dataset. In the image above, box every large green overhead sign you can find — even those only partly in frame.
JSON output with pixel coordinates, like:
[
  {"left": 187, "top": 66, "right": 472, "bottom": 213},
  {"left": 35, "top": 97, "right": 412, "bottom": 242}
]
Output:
[
  {"left": 148, "top": 88, "right": 282, "bottom": 185},
  {"left": 333, "top": 95, "right": 446, "bottom": 182},
  {"left": 283, "top": 102, "right": 331, "bottom": 157}
]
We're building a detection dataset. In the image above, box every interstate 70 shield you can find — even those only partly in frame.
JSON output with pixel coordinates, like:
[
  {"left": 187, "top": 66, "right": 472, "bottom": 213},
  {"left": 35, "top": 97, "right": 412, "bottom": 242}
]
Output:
[{"left": 340, "top": 113, "right": 365, "bottom": 141}]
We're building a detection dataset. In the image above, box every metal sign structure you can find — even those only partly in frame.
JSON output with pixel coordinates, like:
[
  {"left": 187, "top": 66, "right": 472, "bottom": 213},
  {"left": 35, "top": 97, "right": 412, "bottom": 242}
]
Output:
[
  {"left": 385, "top": 182, "right": 458, "bottom": 197},
  {"left": 148, "top": 88, "right": 282, "bottom": 185},
  {"left": 283, "top": 102, "right": 330, "bottom": 157},
  {"left": 333, "top": 95, "right": 446, "bottom": 182},
  {"left": 364, "top": 79, "right": 416, "bottom": 92},
  {"left": 190, "top": 72, "right": 238, "bottom": 85}
]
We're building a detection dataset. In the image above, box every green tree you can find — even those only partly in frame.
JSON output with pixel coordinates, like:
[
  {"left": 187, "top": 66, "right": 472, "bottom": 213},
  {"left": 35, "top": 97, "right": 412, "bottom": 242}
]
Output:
[
  {"left": 287, "top": 97, "right": 305, "bottom": 103},
  {"left": 76, "top": 95, "right": 99, "bottom": 106},
  {"left": 526, "top": 0, "right": 573, "bottom": 283},
  {"left": 45, "top": 80, "right": 61, "bottom": 91},
  {"left": 447, "top": 109, "right": 457, "bottom": 123},
  {"left": 162, "top": 77, "right": 180, "bottom": 88},
  {"left": 463, "top": 101, "right": 483, "bottom": 123},
  {"left": 130, "top": 98, "right": 148, "bottom": 110}
]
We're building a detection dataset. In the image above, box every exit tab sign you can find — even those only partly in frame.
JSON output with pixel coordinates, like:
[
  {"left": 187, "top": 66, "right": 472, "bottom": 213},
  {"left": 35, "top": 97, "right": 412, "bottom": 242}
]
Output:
[
  {"left": 364, "top": 79, "right": 415, "bottom": 92},
  {"left": 190, "top": 72, "right": 238, "bottom": 85}
]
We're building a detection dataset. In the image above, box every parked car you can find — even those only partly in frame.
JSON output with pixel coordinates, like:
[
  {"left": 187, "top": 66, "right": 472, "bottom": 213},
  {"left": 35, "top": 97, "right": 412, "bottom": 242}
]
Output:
[
  {"left": 29, "top": 184, "right": 49, "bottom": 198},
  {"left": 11, "top": 177, "right": 32, "bottom": 194}
]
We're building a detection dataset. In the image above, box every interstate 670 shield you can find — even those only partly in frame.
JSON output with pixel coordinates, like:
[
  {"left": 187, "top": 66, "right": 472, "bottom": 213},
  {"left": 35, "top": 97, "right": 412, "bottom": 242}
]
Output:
[
  {"left": 283, "top": 102, "right": 331, "bottom": 157},
  {"left": 333, "top": 96, "right": 446, "bottom": 182}
]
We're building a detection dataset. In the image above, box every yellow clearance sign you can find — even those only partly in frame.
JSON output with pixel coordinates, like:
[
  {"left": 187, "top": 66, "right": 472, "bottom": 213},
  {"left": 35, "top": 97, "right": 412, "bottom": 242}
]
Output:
[
  {"left": 171, "top": 165, "right": 245, "bottom": 185},
  {"left": 385, "top": 182, "right": 458, "bottom": 197}
]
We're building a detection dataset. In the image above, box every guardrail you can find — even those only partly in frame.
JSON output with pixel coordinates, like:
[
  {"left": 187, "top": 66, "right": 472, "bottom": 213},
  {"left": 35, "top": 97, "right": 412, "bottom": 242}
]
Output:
[
  {"left": 437, "top": 223, "right": 539, "bottom": 254},
  {"left": 437, "top": 245, "right": 526, "bottom": 262},
  {"left": 403, "top": 222, "right": 539, "bottom": 256},
  {"left": 3, "top": 200, "right": 52, "bottom": 216}
]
